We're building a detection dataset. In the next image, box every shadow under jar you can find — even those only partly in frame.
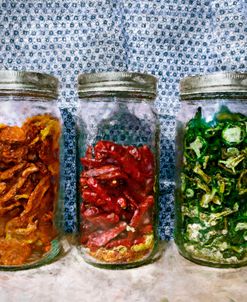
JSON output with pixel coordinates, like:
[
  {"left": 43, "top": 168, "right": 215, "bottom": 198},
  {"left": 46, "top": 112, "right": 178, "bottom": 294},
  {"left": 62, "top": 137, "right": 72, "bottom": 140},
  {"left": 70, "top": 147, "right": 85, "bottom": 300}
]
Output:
[
  {"left": 175, "top": 72, "right": 247, "bottom": 268},
  {"left": 0, "top": 71, "right": 63, "bottom": 270},
  {"left": 76, "top": 72, "right": 160, "bottom": 268}
]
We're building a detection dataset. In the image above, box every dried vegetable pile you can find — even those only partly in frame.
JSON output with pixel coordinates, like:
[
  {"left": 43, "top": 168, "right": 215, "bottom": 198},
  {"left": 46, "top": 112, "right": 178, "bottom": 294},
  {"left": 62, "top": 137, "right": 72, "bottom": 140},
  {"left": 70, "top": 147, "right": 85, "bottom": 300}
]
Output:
[
  {"left": 0, "top": 114, "right": 60, "bottom": 266},
  {"left": 80, "top": 141, "right": 156, "bottom": 263},
  {"left": 179, "top": 106, "right": 247, "bottom": 264}
]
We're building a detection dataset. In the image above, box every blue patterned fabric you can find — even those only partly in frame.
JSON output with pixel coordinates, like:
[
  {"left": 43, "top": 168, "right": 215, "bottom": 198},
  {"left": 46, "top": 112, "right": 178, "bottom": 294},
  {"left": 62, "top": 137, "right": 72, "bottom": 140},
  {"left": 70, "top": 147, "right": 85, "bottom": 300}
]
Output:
[{"left": 1, "top": 0, "right": 247, "bottom": 239}]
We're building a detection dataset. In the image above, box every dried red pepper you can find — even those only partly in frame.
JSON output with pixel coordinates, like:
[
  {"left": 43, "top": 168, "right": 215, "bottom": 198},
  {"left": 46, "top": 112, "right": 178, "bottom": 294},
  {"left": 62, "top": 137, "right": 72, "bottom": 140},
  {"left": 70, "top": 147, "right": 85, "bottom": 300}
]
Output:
[
  {"left": 129, "top": 196, "right": 154, "bottom": 228},
  {"left": 80, "top": 140, "right": 156, "bottom": 263},
  {"left": 87, "top": 221, "right": 127, "bottom": 249}
]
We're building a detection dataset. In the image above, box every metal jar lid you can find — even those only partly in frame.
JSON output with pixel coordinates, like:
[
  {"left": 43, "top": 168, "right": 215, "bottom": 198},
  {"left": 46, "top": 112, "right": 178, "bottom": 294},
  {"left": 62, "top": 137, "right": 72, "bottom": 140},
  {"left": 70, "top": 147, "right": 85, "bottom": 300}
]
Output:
[
  {"left": 0, "top": 70, "right": 58, "bottom": 99},
  {"left": 78, "top": 72, "right": 157, "bottom": 99},
  {"left": 180, "top": 72, "right": 247, "bottom": 99}
]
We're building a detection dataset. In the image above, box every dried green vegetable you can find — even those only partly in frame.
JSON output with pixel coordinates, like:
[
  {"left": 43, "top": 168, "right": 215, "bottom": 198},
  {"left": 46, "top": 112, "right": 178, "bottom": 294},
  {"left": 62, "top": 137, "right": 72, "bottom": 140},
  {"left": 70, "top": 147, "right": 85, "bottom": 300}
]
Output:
[{"left": 180, "top": 106, "right": 247, "bottom": 264}]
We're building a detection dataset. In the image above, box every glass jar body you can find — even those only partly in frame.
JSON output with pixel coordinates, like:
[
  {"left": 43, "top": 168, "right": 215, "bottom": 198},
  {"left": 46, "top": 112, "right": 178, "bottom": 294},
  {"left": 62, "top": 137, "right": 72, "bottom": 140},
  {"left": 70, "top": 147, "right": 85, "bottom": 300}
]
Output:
[
  {"left": 76, "top": 96, "right": 160, "bottom": 268},
  {"left": 175, "top": 97, "right": 247, "bottom": 268},
  {"left": 0, "top": 95, "right": 63, "bottom": 270}
]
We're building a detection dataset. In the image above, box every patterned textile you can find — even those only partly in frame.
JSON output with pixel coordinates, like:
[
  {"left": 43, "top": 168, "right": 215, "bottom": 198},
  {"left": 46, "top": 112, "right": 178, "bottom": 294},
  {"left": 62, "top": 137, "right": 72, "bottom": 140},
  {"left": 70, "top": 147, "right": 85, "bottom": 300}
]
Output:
[{"left": 1, "top": 0, "right": 247, "bottom": 238}]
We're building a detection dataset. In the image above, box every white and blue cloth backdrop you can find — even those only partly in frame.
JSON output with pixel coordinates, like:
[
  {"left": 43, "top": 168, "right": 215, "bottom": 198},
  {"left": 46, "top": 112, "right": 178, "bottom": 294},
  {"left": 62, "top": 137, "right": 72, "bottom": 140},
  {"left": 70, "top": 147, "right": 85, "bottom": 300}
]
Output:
[{"left": 1, "top": 0, "right": 247, "bottom": 239}]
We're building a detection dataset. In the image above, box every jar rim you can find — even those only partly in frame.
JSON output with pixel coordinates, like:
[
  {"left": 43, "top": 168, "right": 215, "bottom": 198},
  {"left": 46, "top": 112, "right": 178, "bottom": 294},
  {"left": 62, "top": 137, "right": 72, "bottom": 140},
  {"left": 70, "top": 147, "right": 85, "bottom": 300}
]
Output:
[
  {"left": 78, "top": 72, "right": 157, "bottom": 100},
  {"left": 180, "top": 72, "right": 247, "bottom": 99},
  {"left": 0, "top": 70, "right": 58, "bottom": 99}
]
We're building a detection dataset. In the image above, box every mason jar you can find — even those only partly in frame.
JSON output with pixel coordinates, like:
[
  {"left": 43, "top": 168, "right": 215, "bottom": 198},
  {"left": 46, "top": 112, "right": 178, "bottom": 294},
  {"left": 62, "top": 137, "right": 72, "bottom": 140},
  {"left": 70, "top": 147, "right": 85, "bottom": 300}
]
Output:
[
  {"left": 0, "top": 70, "right": 63, "bottom": 270},
  {"left": 175, "top": 72, "right": 247, "bottom": 268},
  {"left": 76, "top": 72, "right": 160, "bottom": 268}
]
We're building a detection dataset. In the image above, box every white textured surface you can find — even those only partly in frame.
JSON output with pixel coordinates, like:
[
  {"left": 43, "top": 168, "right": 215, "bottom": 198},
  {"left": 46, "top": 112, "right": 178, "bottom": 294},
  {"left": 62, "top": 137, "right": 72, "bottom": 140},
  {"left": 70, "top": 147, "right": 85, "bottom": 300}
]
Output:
[{"left": 0, "top": 241, "right": 246, "bottom": 302}]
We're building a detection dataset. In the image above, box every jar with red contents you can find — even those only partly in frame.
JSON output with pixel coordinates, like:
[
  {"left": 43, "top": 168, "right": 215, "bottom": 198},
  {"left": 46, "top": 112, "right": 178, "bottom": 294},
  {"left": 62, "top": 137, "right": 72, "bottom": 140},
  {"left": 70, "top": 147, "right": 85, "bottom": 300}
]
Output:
[{"left": 76, "top": 72, "right": 160, "bottom": 268}]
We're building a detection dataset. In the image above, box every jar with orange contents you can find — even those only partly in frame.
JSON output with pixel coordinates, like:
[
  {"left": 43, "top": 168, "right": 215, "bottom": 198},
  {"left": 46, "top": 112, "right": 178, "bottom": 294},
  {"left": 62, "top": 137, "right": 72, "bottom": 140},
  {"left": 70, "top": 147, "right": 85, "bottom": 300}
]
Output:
[{"left": 0, "top": 71, "right": 64, "bottom": 270}]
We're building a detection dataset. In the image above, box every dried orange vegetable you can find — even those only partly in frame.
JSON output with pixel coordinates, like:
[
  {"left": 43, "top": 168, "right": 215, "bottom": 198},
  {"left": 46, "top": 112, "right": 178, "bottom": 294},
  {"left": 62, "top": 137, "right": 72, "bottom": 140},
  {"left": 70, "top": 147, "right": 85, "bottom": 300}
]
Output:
[{"left": 0, "top": 114, "right": 61, "bottom": 266}]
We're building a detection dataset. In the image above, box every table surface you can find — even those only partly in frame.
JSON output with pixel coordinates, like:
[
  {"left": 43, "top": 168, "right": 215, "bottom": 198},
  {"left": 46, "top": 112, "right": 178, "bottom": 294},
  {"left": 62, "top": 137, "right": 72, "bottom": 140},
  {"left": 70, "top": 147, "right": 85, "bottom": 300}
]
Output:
[{"left": 0, "top": 241, "right": 246, "bottom": 302}]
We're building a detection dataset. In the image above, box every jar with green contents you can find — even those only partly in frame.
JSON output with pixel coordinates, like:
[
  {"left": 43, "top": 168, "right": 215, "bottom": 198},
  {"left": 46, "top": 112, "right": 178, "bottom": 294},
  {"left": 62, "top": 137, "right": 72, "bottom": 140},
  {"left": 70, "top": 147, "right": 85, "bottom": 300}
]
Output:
[
  {"left": 76, "top": 72, "right": 160, "bottom": 268},
  {"left": 175, "top": 72, "right": 247, "bottom": 268}
]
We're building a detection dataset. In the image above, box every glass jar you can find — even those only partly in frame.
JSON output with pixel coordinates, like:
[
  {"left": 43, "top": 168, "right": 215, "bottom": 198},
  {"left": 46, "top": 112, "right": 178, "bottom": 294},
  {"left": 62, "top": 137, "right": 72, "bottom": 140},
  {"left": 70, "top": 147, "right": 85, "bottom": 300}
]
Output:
[
  {"left": 175, "top": 72, "right": 247, "bottom": 268},
  {"left": 0, "top": 70, "right": 63, "bottom": 270},
  {"left": 76, "top": 72, "right": 160, "bottom": 268}
]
